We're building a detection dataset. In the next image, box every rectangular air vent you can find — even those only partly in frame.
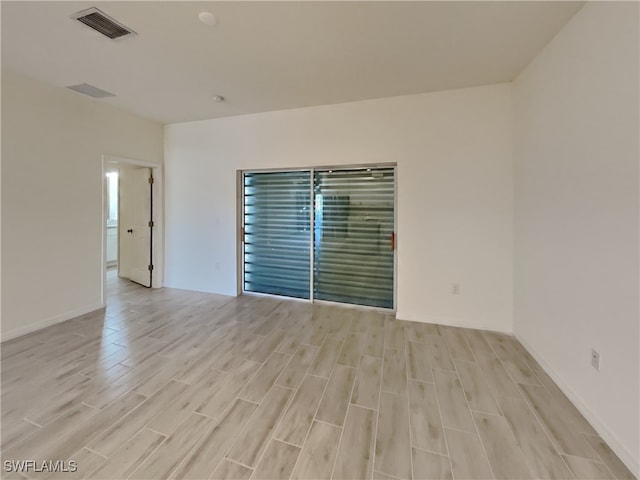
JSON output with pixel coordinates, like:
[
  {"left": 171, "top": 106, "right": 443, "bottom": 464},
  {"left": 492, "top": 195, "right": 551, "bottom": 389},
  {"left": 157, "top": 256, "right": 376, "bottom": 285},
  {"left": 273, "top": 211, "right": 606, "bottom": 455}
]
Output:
[
  {"left": 71, "top": 7, "right": 136, "bottom": 40},
  {"left": 66, "top": 83, "right": 115, "bottom": 98}
]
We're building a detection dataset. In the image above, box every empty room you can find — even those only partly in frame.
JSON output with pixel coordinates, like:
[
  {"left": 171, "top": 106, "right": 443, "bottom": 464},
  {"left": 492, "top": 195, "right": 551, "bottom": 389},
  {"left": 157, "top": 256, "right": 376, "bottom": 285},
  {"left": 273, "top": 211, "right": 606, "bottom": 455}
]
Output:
[{"left": 1, "top": 1, "right": 638, "bottom": 479}]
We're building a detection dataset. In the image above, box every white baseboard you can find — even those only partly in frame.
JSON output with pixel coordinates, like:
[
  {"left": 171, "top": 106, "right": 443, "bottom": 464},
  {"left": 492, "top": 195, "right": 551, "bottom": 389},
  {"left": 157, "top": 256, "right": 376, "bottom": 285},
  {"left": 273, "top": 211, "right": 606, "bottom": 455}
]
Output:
[
  {"left": 395, "top": 310, "right": 512, "bottom": 334},
  {"left": 515, "top": 333, "right": 639, "bottom": 478},
  {"left": 0, "top": 303, "right": 106, "bottom": 343}
]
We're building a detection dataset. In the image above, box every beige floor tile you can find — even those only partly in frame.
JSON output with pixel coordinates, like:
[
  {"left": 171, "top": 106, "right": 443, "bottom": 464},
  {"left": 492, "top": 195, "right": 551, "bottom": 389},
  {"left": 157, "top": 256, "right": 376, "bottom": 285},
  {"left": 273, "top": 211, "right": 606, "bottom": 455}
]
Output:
[
  {"left": 384, "top": 321, "right": 405, "bottom": 350},
  {"left": 290, "top": 421, "right": 341, "bottom": 480},
  {"left": 0, "top": 419, "right": 39, "bottom": 452},
  {"left": 211, "top": 460, "right": 253, "bottom": 480},
  {"left": 337, "top": 333, "right": 365, "bottom": 367},
  {"left": 170, "top": 398, "right": 258, "bottom": 479},
  {"left": 211, "top": 343, "right": 247, "bottom": 372},
  {"left": 497, "top": 395, "right": 574, "bottom": 479},
  {"left": 148, "top": 368, "right": 225, "bottom": 435},
  {"left": 251, "top": 439, "right": 300, "bottom": 480},
  {"left": 197, "top": 360, "right": 260, "bottom": 418},
  {"left": 88, "top": 380, "right": 188, "bottom": 456},
  {"left": 240, "top": 352, "right": 292, "bottom": 403},
  {"left": 527, "top": 365, "right": 598, "bottom": 435},
  {"left": 475, "top": 353, "right": 522, "bottom": 399},
  {"left": 62, "top": 390, "right": 148, "bottom": 455},
  {"left": 454, "top": 359, "right": 501, "bottom": 415},
  {"left": 3, "top": 404, "right": 96, "bottom": 463},
  {"left": 404, "top": 322, "right": 440, "bottom": 344},
  {"left": 46, "top": 448, "right": 107, "bottom": 480},
  {"left": 2, "top": 274, "right": 631, "bottom": 480},
  {"left": 316, "top": 365, "right": 356, "bottom": 426},
  {"left": 562, "top": 454, "right": 615, "bottom": 480},
  {"left": 408, "top": 380, "right": 447, "bottom": 455},
  {"left": 25, "top": 374, "right": 94, "bottom": 426},
  {"left": 174, "top": 340, "right": 235, "bottom": 384},
  {"left": 473, "top": 411, "right": 534, "bottom": 479},
  {"left": 375, "top": 392, "right": 412, "bottom": 480},
  {"left": 519, "top": 384, "right": 599, "bottom": 461},
  {"left": 445, "top": 428, "right": 493, "bottom": 480},
  {"left": 89, "top": 429, "right": 166, "bottom": 479},
  {"left": 132, "top": 356, "right": 194, "bottom": 397},
  {"left": 351, "top": 355, "right": 382, "bottom": 410},
  {"left": 333, "top": 405, "right": 375, "bottom": 480},
  {"left": 275, "top": 331, "right": 304, "bottom": 356},
  {"left": 275, "top": 374, "right": 327, "bottom": 445},
  {"left": 373, "top": 471, "right": 399, "bottom": 480},
  {"left": 424, "top": 335, "right": 455, "bottom": 372},
  {"left": 382, "top": 348, "right": 407, "bottom": 395},
  {"left": 440, "top": 326, "right": 475, "bottom": 362},
  {"left": 501, "top": 357, "right": 542, "bottom": 385},
  {"left": 433, "top": 369, "right": 476, "bottom": 433},
  {"left": 407, "top": 341, "right": 433, "bottom": 383},
  {"left": 129, "top": 413, "right": 214, "bottom": 479},
  {"left": 411, "top": 447, "right": 453, "bottom": 480},
  {"left": 463, "top": 330, "right": 494, "bottom": 356},
  {"left": 228, "top": 385, "right": 293, "bottom": 467},
  {"left": 363, "top": 326, "right": 385, "bottom": 357},
  {"left": 276, "top": 344, "right": 319, "bottom": 389},
  {"left": 82, "top": 361, "right": 153, "bottom": 410},
  {"left": 583, "top": 434, "right": 636, "bottom": 479},
  {"left": 248, "top": 330, "right": 286, "bottom": 363},
  {"left": 308, "top": 337, "right": 343, "bottom": 378}
]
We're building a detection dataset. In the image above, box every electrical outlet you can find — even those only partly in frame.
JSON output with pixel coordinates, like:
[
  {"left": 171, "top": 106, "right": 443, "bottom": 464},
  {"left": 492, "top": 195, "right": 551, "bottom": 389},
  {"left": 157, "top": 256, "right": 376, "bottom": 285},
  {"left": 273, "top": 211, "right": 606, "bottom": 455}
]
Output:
[
  {"left": 452, "top": 283, "right": 460, "bottom": 295},
  {"left": 591, "top": 349, "right": 600, "bottom": 371}
]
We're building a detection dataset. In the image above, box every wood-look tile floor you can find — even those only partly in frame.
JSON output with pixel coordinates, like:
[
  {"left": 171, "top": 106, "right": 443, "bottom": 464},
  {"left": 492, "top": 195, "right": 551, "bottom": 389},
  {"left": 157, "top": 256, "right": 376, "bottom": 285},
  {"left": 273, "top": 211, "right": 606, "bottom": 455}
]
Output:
[{"left": 1, "top": 272, "right": 635, "bottom": 480}]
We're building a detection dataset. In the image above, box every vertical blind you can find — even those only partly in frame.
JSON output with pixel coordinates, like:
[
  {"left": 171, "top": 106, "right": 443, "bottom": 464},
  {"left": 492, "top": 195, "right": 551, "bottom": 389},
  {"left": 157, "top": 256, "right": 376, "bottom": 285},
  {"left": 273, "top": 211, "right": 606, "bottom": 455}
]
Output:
[
  {"left": 243, "top": 167, "right": 394, "bottom": 309},
  {"left": 243, "top": 171, "right": 311, "bottom": 299}
]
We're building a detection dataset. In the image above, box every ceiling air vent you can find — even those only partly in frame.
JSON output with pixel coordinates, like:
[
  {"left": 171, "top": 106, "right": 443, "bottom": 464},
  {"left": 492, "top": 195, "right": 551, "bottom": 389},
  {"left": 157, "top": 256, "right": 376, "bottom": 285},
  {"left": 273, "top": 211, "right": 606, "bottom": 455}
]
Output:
[
  {"left": 71, "top": 7, "right": 136, "bottom": 40},
  {"left": 66, "top": 83, "right": 115, "bottom": 98}
]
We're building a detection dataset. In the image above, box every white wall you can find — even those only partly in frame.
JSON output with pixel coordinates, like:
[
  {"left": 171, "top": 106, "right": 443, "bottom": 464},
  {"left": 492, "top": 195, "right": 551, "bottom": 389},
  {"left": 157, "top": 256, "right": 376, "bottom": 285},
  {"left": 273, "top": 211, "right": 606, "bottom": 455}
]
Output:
[
  {"left": 513, "top": 2, "right": 639, "bottom": 475},
  {"left": 165, "top": 83, "right": 514, "bottom": 332},
  {"left": 1, "top": 70, "right": 163, "bottom": 340}
]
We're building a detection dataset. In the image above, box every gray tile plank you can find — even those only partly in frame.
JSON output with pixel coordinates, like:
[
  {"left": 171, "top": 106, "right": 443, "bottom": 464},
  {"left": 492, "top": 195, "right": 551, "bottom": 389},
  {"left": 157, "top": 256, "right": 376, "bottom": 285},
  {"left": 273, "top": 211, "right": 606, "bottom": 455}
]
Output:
[
  {"left": 316, "top": 365, "right": 356, "bottom": 426},
  {"left": 445, "top": 428, "right": 493, "bottom": 480},
  {"left": 351, "top": 355, "right": 382, "bottom": 410},
  {"left": 375, "top": 392, "right": 412, "bottom": 480},
  {"left": 408, "top": 380, "right": 447, "bottom": 455},
  {"left": 291, "top": 421, "right": 341, "bottom": 480},
  {"left": 275, "top": 374, "right": 327, "bottom": 446},
  {"left": 333, "top": 405, "right": 375, "bottom": 480}
]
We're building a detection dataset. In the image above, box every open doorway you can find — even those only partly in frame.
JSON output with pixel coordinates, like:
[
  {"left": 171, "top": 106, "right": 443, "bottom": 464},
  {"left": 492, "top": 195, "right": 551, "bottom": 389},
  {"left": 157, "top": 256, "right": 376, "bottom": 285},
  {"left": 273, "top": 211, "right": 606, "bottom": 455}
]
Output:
[
  {"left": 102, "top": 155, "right": 163, "bottom": 304},
  {"left": 105, "top": 168, "right": 119, "bottom": 270}
]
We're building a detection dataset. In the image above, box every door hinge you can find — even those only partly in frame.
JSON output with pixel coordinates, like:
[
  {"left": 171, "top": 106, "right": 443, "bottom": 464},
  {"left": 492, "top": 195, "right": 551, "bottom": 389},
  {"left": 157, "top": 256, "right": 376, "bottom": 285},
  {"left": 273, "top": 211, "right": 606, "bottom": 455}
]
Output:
[
  {"left": 148, "top": 220, "right": 154, "bottom": 228},
  {"left": 148, "top": 264, "right": 154, "bottom": 271},
  {"left": 241, "top": 227, "right": 246, "bottom": 242},
  {"left": 148, "top": 176, "right": 154, "bottom": 184}
]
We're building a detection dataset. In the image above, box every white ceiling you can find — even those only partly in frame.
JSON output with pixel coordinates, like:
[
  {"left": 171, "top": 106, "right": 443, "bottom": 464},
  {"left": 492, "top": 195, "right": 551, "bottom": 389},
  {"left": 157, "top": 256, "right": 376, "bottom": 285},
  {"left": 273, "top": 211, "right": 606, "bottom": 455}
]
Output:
[{"left": 1, "top": 1, "right": 583, "bottom": 124}]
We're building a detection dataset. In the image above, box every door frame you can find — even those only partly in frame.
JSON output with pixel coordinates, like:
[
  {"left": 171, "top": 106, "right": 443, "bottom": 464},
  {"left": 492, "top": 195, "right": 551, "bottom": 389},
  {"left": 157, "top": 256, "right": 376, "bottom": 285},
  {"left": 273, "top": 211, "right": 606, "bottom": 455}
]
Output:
[
  {"left": 101, "top": 155, "right": 164, "bottom": 305},
  {"left": 238, "top": 163, "right": 397, "bottom": 313}
]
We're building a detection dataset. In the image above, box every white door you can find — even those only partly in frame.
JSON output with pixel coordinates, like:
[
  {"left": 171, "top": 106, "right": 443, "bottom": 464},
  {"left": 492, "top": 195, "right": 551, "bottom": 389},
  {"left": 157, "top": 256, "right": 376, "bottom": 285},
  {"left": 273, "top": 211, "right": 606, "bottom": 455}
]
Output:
[{"left": 119, "top": 166, "right": 153, "bottom": 287}]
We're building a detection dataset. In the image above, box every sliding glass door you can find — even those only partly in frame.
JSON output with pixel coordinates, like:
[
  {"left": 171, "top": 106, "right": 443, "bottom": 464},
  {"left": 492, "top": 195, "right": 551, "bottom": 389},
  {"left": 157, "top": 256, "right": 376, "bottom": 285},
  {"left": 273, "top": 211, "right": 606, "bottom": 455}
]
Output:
[
  {"left": 243, "top": 171, "right": 311, "bottom": 299},
  {"left": 242, "top": 166, "right": 395, "bottom": 309},
  {"left": 313, "top": 168, "right": 395, "bottom": 308}
]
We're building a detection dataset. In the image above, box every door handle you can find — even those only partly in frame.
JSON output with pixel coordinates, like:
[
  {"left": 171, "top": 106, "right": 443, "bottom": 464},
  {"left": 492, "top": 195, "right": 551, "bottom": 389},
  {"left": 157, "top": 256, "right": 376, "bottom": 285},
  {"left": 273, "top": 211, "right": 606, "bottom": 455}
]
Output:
[{"left": 127, "top": 229, "right": 133, "bottom": 234}]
